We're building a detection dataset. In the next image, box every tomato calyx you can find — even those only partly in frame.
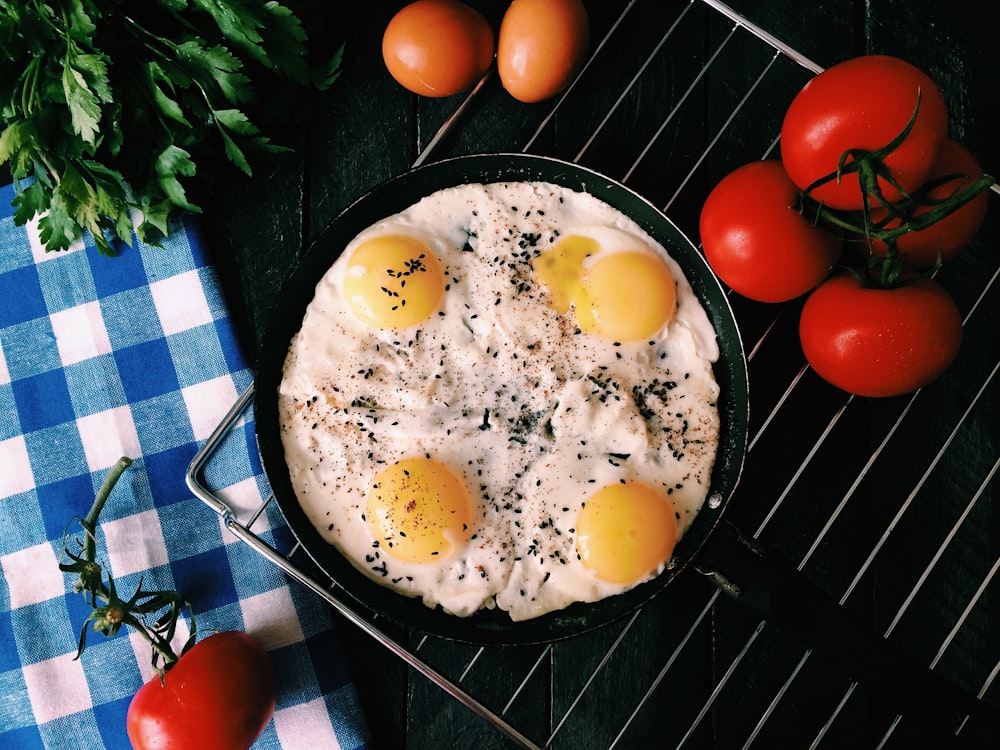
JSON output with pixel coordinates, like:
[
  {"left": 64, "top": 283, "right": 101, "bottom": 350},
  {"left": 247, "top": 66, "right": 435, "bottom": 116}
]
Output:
[
  {"left": 797, "top": 92, "right": 995, "bottom": 289},
  {"left": 866, "top": 170, "right": 995, "bottom": 243},
  {"left": 59, "top": 456, "right": 195, "bottom": 680},
  {"left": 802, "top": 91, "right": 925, "bottom": 219},
  {"left": 814, "top": 167, "right": 993, "bottom": 288}
]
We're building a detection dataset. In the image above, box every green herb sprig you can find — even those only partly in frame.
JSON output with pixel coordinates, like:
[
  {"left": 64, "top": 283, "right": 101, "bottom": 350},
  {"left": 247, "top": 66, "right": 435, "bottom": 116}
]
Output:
[
  {"left": 1, "top": 0, "right": 342, "bottom": 255},
  {"left": 59, "top": 456, "right": 193, "bottom": 678}
]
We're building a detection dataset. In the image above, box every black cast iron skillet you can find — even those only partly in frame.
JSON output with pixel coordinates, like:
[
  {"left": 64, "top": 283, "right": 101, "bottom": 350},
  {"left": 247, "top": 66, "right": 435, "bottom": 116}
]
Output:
[
  {"left": 254, "top": 154, "right": 997, "bottom": 746},
  {"left": 254, "top": 153, "right": 748, "bottom": 644}
]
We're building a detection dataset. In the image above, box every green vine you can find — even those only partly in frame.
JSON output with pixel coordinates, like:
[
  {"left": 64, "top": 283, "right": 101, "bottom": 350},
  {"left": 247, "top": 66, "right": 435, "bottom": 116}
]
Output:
[
  {"left": 798, "top": 93, "right": 995, "bottom": 287},
  {"left": 59, "top": 456, "right": 194, "bottom": 679}
]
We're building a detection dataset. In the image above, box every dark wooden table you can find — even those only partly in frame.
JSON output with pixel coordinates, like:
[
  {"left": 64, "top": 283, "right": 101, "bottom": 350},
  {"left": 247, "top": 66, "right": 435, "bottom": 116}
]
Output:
[{"left": 199, "top": 1, "right": 1000, "bottom": 747}]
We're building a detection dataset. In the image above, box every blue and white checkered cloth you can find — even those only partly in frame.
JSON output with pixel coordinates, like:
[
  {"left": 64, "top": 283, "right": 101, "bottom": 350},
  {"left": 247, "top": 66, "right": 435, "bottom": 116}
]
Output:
[{"left": 0, "top": 181, "right": 371, "bottom": 750}]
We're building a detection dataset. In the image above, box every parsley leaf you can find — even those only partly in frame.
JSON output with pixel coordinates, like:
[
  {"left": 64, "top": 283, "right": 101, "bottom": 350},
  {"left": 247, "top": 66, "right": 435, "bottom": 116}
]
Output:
[
  {"left": 156, "top": 144, "right": 200, "bottom": 212},
  {"left": 1, "top": 1, "right": 342, "bottom": 257},
  {"left": 63, "top": 64, "right": 102, "bottom": 145}
]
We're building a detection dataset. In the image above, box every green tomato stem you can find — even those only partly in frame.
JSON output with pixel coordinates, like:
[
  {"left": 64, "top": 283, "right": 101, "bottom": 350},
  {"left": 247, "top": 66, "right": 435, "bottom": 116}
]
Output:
[
  {"left": 805, "top": 162, "right": 995, "bottom": 291},
  {"left": 82, "top": 456, "right": 133, "bottom": 563},
  {"left": 71, "top": 456, "right": 182, "bottom": 670},
  {"left": 124, "top": 611, "right": 179, "bottom": 667}
]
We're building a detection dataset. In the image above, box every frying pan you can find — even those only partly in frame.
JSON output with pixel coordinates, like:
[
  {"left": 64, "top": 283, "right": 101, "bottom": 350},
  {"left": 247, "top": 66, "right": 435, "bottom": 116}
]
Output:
[
  {"left": 253, "top": 154, "right": 997, "bottom": 745},
  {"left": 254, "top": 153, "right": 747, "bottom": 644}
]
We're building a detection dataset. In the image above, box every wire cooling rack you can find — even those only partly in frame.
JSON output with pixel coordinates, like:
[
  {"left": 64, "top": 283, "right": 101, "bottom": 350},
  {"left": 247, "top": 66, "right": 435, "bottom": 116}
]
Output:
[{"left": 187, "top": 1, "right": 999, "bottom": 747}]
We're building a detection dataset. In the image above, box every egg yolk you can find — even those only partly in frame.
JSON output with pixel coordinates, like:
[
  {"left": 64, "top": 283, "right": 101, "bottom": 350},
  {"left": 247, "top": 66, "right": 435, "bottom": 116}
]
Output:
[
  {"left": 575, "top": 481, "right": 678, "bottom": 584},
  {"left": 531, "top": 234, "right": 595, "bottom": 313},
  {"left": 366, "top": 457, "right": 473, "bottom": 563},
  {"left": 344, "top": 235, "right": 445, "bottom": 328},
  {"left": 532, "top": 235, "right": 676, "bottom": 341}
]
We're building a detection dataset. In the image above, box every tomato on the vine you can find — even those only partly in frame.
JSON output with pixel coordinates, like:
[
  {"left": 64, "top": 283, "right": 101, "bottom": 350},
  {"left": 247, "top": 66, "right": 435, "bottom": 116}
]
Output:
[
  {"left": 699, "top": 159, "right": 841, "bottom": 303},
  {"left": 799, "top": 272, "right": 963, "bottom": 398},
  {"left": 780, "top": 55, "right": 949, "bottom": 211},
  {"left": 127, "top": 631, "right": 276, "bottom": 750},
  {"left": 869, "top": 138, "right": 990, "bottom": 270}
]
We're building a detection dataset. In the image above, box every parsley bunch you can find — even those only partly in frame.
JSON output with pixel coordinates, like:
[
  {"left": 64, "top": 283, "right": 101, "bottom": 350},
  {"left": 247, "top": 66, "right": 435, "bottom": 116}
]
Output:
[{"left": 0, "top": 0, "right": 341, "bottom": 255}]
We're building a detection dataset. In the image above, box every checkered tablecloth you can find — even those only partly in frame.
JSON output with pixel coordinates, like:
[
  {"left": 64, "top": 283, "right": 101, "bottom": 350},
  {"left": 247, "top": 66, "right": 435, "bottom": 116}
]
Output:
[{"left": 0, "top": 181, "right": 371, "bottom": 750}]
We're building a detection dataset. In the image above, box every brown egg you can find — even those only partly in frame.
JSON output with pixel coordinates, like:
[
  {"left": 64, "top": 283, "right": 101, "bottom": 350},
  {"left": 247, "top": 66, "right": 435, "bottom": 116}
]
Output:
[
  {"left": 497, "top": 0, "right": 590, "bottom": 103},
  {"left": 382, "top": 0, "right": 495, "bottom": 97}
]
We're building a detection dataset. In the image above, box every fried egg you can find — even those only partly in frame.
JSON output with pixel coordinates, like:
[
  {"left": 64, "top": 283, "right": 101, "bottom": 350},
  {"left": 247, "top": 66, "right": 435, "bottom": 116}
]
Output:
[{"left": 278, "top": 181, "right": 720, "bottom": 621}]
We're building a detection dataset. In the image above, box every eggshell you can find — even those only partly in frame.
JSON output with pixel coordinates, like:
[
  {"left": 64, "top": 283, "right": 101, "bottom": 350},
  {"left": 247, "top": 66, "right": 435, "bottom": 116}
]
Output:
[
  {"left": 497, "top": 0, "right": 590, "bottom": 103},
  {"left": 382, "top": 0, "right": 495, "bottom": 97}
]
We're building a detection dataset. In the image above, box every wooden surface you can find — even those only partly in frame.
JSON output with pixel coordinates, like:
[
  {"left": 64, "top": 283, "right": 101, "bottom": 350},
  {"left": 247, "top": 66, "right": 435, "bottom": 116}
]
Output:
[{"left": 197, "top": 1, "right": 999, "bottom": 748}]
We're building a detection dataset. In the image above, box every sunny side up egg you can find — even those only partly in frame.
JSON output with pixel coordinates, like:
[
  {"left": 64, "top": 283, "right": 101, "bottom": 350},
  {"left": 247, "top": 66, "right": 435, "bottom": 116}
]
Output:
[{"left": 278, "top": 181, "right": 721, "bottom": 622}]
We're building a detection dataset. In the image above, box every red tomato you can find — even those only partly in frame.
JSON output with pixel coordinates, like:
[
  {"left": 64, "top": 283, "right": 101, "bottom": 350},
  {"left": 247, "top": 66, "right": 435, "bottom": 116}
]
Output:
[
  {"left": 699, "top": 160, "right": 841, "bottom": 303},
  {"left": 382, "top": 0, "right": 495, "bottom": 97},
  {"left": 869, "top": 138, "right": 990, "bottom": 270},
  {"left": 127, "top": 631, "right": 276, "bottom": 750},
  {"left": 799, "top": 273, "right": 963, "bottom": 398},
  {"left": 780, "top": 55, "right": 949, "bottom": 211}
]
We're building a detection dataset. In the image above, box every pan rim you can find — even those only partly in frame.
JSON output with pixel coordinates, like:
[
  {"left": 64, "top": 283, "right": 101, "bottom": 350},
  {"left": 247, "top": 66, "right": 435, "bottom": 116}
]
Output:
[{"left": 253, "top": 153, "right": 750, "bottom": 646}]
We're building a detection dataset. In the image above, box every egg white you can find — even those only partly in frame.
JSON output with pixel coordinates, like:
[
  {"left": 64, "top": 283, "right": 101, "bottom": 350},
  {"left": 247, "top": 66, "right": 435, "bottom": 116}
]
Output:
[{"left": 278, "top": 180, "right": 720, "bottom": 620}]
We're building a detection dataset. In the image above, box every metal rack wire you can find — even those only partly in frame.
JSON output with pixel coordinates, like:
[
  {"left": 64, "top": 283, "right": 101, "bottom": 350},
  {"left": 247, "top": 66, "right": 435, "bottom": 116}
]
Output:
[{"left": 186, "top": 1, "right": 999, "bottom": 747}]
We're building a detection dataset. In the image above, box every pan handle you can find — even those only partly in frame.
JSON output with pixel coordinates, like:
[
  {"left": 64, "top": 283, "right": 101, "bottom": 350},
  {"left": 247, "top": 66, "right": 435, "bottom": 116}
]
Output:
[{"left": 694, "top": 521, "right": 999, "bottom": 748}]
